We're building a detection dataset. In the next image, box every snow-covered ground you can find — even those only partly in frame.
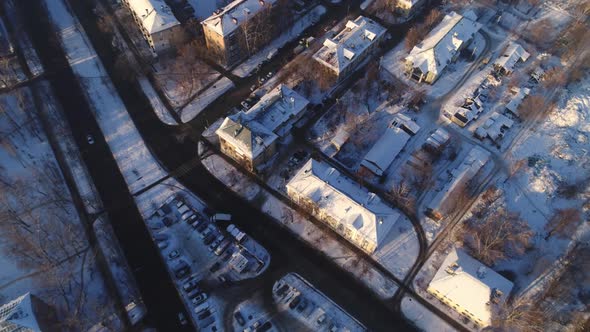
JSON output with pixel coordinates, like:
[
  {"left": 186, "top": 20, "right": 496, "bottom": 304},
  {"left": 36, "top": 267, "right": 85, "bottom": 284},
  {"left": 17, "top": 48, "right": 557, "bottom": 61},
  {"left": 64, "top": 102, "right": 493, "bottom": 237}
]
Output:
[
  {"left": 0, "top": 86, "right": 121, "bottom": 330},
  {"left": 179, "top": 76, "right": 234, "bottom": 123},
  {"left": 231, "top": 5, "right": 326, "bottom": 78},
  {"left": 139, "top": 77, "right": 178, "bottom": 125},
  {"left": 401, "top": 295, "right": 457, "bottom": 332},
  {"left": 201, "top": 151, "right": 399, "bottom": 299}
]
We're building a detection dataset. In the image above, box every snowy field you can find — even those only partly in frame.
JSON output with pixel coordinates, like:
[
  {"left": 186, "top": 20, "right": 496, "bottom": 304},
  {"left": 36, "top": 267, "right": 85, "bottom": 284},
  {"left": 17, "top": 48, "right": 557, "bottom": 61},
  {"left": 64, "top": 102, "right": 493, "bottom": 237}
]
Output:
[{"left": 0, "top": 86, "right": 121, "bottom": 330}]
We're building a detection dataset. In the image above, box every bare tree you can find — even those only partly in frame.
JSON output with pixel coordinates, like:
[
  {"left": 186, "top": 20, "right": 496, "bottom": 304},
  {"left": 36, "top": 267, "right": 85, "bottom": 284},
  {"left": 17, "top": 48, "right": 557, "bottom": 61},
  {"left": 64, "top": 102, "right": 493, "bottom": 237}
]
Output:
[
  {"left": 464, "top": 210, "right": 533, "bottom": 266},
  {"left": 545, "top": 208, "right": 582, "bottom": 239},
  {"left": 518, "top": 94, "right": 546, "bottom": 120},
  {"left": 527, "top": 18, "right": 554, "bottom": 49},
  {"left": 493, "top": 296, "right": 547, "bottom": 332}
]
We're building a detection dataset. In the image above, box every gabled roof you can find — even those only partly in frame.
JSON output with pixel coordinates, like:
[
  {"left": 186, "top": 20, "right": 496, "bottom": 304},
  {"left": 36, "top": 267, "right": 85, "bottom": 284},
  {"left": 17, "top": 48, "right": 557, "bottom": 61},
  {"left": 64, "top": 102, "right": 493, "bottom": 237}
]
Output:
[
  {"left": 428, "top": 248, "right": 514, "bottom": 326},
  {"left": 494, "top": 42, "right": 530, "bottom": 73},
  {"left": 313, "top": 16, "right": 386, "bottom": 75},
  {"left": 201, "top": 0, "right": 277, "bottom": 37},
  {"left": 0, "top": 293, "right": 42, "bottom": 332},
  {"left": 406, "top": 11, "right": 481, "bottom": 77},
  {"left": 505, "top": 87, "right": 531, "bottom": 115},
  {"left": 216, "top": 113, "right": 277, "bottom": 159},
  {"left": 127, "top": 0, "right": 180, "bottom": 34},
  {"left": 360, "top": 127, "right": 411, "bottom": 176},
  {"left": 287, "top": 159, "right": 399, "bottom": 250}
]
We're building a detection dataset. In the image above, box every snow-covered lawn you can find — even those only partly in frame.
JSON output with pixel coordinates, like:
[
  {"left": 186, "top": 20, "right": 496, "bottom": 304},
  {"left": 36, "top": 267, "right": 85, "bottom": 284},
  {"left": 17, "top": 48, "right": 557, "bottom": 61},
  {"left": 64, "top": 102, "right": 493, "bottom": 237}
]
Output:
[
  {"left": 401, "top": 295, "right": 457, "bottom": 332},
  {"left": 179, "top": 76, "right": 234, "bottom": 123},
  {"left": 0, "top": 86, "right": 121, "bottom": 330}
]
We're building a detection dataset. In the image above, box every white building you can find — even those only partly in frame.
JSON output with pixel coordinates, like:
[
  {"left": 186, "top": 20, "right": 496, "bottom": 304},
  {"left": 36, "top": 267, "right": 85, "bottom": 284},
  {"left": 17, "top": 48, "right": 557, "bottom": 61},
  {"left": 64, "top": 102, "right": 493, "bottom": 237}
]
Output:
[
  {"left": 493, "top": 42, "right": 530, "bottom": 75},
  {"left": 405, "top": 11, "right": 481, "bottom": 84},
  {"left": 121, "top": 0, "right": 182, "bottom": 53},
  {"left": 216, "top": 85, "right": 309, "bottom": 171},
  {"left": 360, "top": 127, "right": 411, "bottom": 176},
  {"left": 287, "top": 159, "right": 400, "bottom": 253},
  {"left": 426, "top": 147, "right": 490, "bottom": 220},
  {"left": 428, "top": 247, "right": 514, "bottom": 327},
  {"left": 474, "top": 112, "right": 514, "bottom": 142},
  {"left": 313, "top": 16, "right": 386, "bottom": 78},
  {"left": 0, "top": 293, "right": 57, "bottom": 332}
]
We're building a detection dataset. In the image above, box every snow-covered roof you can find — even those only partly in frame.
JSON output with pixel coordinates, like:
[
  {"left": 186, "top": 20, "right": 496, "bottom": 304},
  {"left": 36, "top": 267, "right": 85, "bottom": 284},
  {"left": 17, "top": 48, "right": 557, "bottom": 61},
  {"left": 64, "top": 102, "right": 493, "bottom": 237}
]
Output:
[
  {"left": 405, "top": 11, "right": 481, "bottom": 77},
  {"left": 313, "top": 16, "right": 386, "bottom": 75},
  {"left": 0, "top": 293, "right": 43, "bottom": 332},
  {"left": 476, "top": 112, "right": 514, "bottom": 141},
  {"left": 428, "top": 248, "right": 514, "bottom": 326},
  {"left": 126, "top": 0, "right": 180, "bottom": 34},
  {"left": 287, "top": 159, "right": 399, "bottom": 250},
  {"left": 505, "top": 87, "right": 531, "bottom": 115},
  {"left": 425, "top": 128, "right": 450, "bottom": 149},
  {"left": 216, "top": 85, "right": 308, "bottom": 159},
  {"left": 494, "top": 42, "right": 530, "bottom": 73},
  {"left": 360, "top": 127, "right": 411, "bottom": 176},
  {"left": 331, "top": 127, "right": 351, "bottom": 151},
  {"left": 216, "top": 113, "right": 278, "bottom": 159},
  {"left": 201, "top": 0, "right": 277, "bottom": 37},
  {"left": 392, "top": 113, "right": 421, "bottom": 135},
  {"left": 427, "top": 147, "right": 490, "bottom": 214},
  {"left": 245, "top": 85, "right": 309, "bottom": 136}
]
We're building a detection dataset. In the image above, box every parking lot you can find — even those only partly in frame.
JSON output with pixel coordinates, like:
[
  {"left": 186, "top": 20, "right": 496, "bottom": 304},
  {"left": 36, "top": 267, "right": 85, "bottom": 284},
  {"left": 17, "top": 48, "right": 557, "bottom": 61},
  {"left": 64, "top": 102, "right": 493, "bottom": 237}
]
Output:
[{"left": 145, "top": 194, "right": 270, "bottom": 330}]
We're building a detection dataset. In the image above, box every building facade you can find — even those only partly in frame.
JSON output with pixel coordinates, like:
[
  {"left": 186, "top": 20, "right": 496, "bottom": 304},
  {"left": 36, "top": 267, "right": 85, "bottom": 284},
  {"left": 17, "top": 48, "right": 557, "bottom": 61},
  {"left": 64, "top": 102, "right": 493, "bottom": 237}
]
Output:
[
  {"left": 0, "top": 293, "right": 59, "bottom": 332},
  {"left": 121, "top": 0, "right": 183, "bottom": 54},
  {"left": 202, "top": 0, "right": 282, "bottom": 67}
]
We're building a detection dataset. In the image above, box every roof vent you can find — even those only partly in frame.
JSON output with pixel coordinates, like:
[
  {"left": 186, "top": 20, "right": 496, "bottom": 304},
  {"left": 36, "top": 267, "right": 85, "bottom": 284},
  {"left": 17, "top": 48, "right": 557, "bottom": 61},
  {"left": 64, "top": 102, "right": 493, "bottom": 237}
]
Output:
[
  {"left": 259, "top": 0, "right": 265, "bottom": 5},
  {"left": 445, "top": 262, "right": 460, "bottom": 275},
  {"left": 477, "top": 266, "right": 487, "bottom": 279},
  {"left": 244, "top": 7, "right": 250, "bottom": 15},
  {"left": 231, "top": 17, "right": 238, "bottom": 24}
]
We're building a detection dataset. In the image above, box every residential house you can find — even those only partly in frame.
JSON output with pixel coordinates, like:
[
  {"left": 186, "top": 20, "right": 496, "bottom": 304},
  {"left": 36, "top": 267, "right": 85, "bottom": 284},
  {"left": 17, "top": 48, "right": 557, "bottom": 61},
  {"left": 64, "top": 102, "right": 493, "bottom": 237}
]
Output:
[
  {"left": 426, "top": 147, "right": 490, "bottom": 221},
  {"left": 360, "top": 126, "right": 411, "bottom": 177},
  {"left": 505, "top": 87, "right": 531, "bottom": 117},
  {"left": 216, "top": 85, "right": 308, "bottom": 171},
  {"left": 286, "top": 159, "right": 400, "bottom": 253},
  {"left": 395, "top": 0, "right": 427, "bottom": 17},
  {"left": 493, "top": 42, "right": 530, "bottom": 76},
  {"left": 121, "top": 0, "right": 182, "bottom": 54},
  {"left": 405, "top": 11, "right": 481, "bottom": 84},
  {"left": 201, "top": 0, "right": 280, "bottom": 67},
  {"left": 428, "top": 247, "right": 514, "bottom": 327},
  {"left": 312, "top": 16, "right": 386, "bottom": 79}
]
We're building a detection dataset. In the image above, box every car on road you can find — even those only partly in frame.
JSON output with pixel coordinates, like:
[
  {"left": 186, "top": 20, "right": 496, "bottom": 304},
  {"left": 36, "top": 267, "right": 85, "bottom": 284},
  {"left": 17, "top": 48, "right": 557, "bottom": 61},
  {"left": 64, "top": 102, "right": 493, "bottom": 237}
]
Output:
[
  {"left": 87, "top": 134, "right": 95, "bottom": 145},
  {"left": 168, "top": 250, "right": 180, "bottom": 259},
  {"left": 234, "top": 311, "right": 245, "bottom": 326},
  {"left": 177, "top": 312, "right": 188, "bottom": 326},
  {"left": 191, "top": 293, "right": 208, "bottom": 306}
]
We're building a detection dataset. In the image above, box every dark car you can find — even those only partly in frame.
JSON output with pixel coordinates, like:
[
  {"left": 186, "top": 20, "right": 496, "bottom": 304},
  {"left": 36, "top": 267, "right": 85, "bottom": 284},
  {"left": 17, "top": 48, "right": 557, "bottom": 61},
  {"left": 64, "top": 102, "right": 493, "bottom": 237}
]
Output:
[
  {"left": 258, "top": 321, "right": 273, "bottom": 332},
  {"left": 209, "top": 262, "right": 222, "bottom": 273},
  {"left": 203, "top": 233, "right": 216, "bottom": 245},
  {"left": 196, "top": 221, "right": 209, "bottom": 232},
  {"left": 197, "top": 309, "right": 212, "bottom": 320},
  {"left": 289, "top": 295, "right": 301, "bottom": 309},
  {"left": 153, "top": 233, "right": 169, "bottom": 242},
  {"left": 175, "top": 267, "right": 190, "bottom": 279},
  {"left": 296, "top": 298, "right": 308, "bottom": 312},
  {"left": 197, "top": 315, "right": 215, "bottom": 328},
  {"left": 182, "top": 279, "right": 199, "bottom": 292},
  {"left": 234, "top": 311, "right": 245, "bottom": 326}
]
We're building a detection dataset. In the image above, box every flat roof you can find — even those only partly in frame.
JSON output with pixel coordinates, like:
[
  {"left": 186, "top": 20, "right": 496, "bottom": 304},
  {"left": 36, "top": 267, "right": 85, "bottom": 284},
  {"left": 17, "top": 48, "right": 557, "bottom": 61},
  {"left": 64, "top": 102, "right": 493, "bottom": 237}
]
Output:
[{"left": 245, "top": 85, "right": 309, "bottom": 134}]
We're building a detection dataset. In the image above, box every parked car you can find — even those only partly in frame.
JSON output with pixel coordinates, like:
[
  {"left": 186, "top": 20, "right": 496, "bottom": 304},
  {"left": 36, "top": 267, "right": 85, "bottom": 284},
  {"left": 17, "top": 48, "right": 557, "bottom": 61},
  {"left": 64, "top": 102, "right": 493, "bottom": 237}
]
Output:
[
  {"left": 214, "top": 239, "right": 231, "bottom": 256},
  {"left": 181, "top": 211, "right": 194, "bottom": 222},
  {"left": 259, "top": 321, "right": 273, "bottom": 332},
  {"left": 153, "top": 233, "right": 169, "bottom": 242},
  {"left": 186, "top": 214, "right": 198, "bottom": 224},
  {"left": 289, "top": 295, "right": 301, "bottom": 309},
  {"left": 194, "top": 302, "right": 210, "bottom": 315},
  {"left": 157, "top": 241, "right": 169, "bottom": 250},
  {"left": 209, "top": 262, "right": 221, "bottom": 273},
  {"left": 177, "top": 204, "right": 190, "bottom": 215},
  {"left": 183, "top": 279, "right": 199, "bottom": 292},
  {"left": 197, "top": 315, "right": 215, "bottom": 329},
  {"left": 204, "top": 233, "right": 216, "bottom": 245},
  {"left": 234, "top": 311, "right": 245, "bottom": 326},
  {"left": 191, "top": 293, "right": 208, "bottom": 306},
  {"left": 168, "top": 250, "right": 180, "bottom": 259},
  {"left": 196, "top": 221, "right": 209, "bottom": 232},
  {"left": 175, "top": 267, "right": 190, "bottom": 279},
  {"left": 186, "top": 288, "right": 201, "bottom": 299},
  {"left": 165, "top": 195, "right": 176, "bottom": 205}
]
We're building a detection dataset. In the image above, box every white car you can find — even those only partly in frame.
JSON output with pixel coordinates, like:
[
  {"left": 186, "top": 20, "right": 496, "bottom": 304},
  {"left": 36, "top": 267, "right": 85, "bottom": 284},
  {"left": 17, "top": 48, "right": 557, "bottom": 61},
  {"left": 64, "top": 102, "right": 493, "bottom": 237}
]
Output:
[{"left": 86, "top": 134, "right": 95, "bottom": 145}]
